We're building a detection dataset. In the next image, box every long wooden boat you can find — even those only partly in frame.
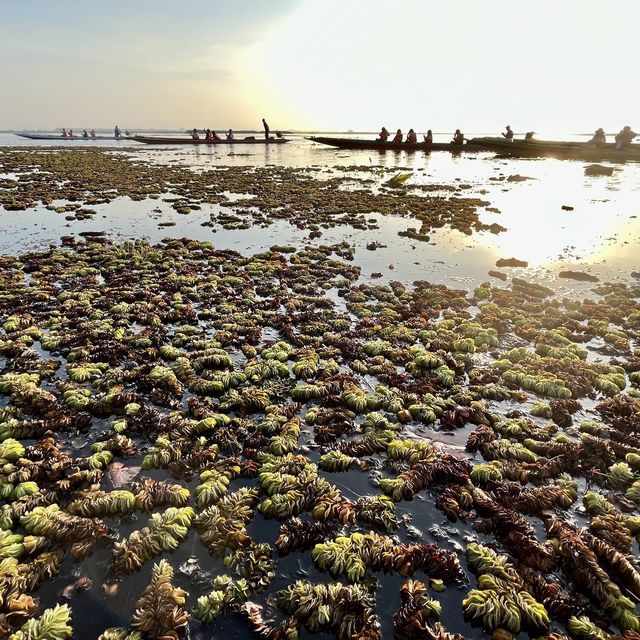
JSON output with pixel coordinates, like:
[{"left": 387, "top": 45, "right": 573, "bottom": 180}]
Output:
[
  {"left": 16, "top": 133, "right": 126, "bottom": 141},
  {"left": 470, "top": 137, "right": 640, "bottom": 162},
  {"left": 308, "top": 136, "right": 483, "bottom": 152},
  {"left": 131, "top": 135, "right": 290, "bottom": 145}
]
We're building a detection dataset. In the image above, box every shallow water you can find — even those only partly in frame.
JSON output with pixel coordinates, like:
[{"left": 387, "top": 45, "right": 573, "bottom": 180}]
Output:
[
  {"left": 2, "top": 136, "right": 640, "bottom": 295},
  {"left": 1, "top": 139, "right": 640, "bottom": 639}
]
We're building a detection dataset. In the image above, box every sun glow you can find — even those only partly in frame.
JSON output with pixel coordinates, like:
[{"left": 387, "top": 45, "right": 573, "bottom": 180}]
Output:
[
  {"left": 2, "top": 0, "right": 640, "bottom": 131},
  {"left": 480, "top": 173, "right": 640, "bottom": 272},
  {"left": 239, "top": 0, "right": 640, "bottom": 133}
]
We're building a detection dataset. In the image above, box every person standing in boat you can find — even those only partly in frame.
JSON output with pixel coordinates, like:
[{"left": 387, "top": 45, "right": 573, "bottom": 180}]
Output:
[
  {"left": 502, "top": 125, "right": 514, "bottom": 140},
  {"left": 377, "top": 127, "right": 389, "bottom": 142},
  {"left": 392, "top": 129, "right": 403, "bottom": 143},
  {"left": 588, "top": 128, "right": 606, "bottom": 147},
  {"left": 262, "top": 118, "right": 270, "bottom": 139},
  {"left": 406, "top": 129, "right": 418, "bottom": 143},
  {"left": 226, "top": 129, "right": 234, "bottom": 140},
  {"left": 424, "top": 129, "right": 433, "bottom": 144},
  {"left": 452, "top": 129, "right": 464, "bottom": 144},
  {"left": 114, "top": 126, "right": 121, "bottom": 139},
  {"left": 615, "top": 126, "right": 637, "bottom": 149}
]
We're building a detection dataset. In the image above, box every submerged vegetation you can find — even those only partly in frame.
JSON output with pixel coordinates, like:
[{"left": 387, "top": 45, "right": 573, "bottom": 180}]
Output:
[{"left": 1, "top": 149, "right": 640, "bottom": 638}]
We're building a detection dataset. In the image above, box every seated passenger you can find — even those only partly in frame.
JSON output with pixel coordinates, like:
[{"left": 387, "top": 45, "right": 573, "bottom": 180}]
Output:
[
  {"left": 211, "top": 130, "right": 222, "bottom": 141},
  {"left": 424, "top": 129, "right": 433, "bottom": 144},
  {"left": 615, "top": 126, "right": 636, "bottom": 149},
  {"left": 524, "top": 131, "right": 535, "bottom": 140},
  {"left": 392, "top": 129, "right": 403, "bottom": 143},
  {"left": 378, "top": 127, "right": 389, "bottom": 142},
  {"left": 82, "top": 130, "right": 89, "bottom": 138},
  {"left": 62, "top": 128, "right": 68, "bottom": 137},
  {"left": 90, "top": 130, "right": 96, "bottom": 138},
  {"left": 452, "top": 129, "right": 464, "bottom": 144},
  {"left": 226, "top": 129, "right": 234, "bottom": 140},
  {"left": 191, "top": 128, "right": 200, "bottom": 140},
  {"left": 205, "top": 129, "right": 212, "bottom": 141},
  {"left": 68, "top": 130, "right": 74, "bottom": 137},
  {"left": 588, "top": 128, "right": 606, "bottom": 147},
  {"left": 406, "top": 128, "right": 417, "bottom": 143},
  {"left": 502, "top": 125, "right": 514, "bottom": 140}
]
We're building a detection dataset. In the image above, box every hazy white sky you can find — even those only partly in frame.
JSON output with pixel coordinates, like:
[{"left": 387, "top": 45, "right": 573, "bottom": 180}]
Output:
[{"left": 1, "top": 0, "right": 638, "bottom": 133}]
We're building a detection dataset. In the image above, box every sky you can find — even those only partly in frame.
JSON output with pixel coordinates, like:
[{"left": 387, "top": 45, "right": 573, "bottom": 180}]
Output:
[{"left": 1, "top": 0, "right": 639, "bottom": 133}]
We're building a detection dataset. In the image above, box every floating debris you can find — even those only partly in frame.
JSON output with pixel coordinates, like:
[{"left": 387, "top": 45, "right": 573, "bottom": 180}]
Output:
[
  {"left": 495, "top": 257, "right": 529, "bottom": 268},
  {"left": 585, "top": 164, "right": 615, "bottom": 176},
  {"left": 558, "top": 270, "right": 599, "bottom": 282}
]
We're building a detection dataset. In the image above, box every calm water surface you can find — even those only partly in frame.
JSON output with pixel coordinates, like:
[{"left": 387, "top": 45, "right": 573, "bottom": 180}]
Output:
[{"left": 1, "top": 132, "right": 639, "bottom": 293}]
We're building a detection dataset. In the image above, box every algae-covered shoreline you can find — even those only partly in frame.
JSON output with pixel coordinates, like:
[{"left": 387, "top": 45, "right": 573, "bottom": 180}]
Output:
[{"left": 1, "top": 148, "right": 640, "bottom": 639}]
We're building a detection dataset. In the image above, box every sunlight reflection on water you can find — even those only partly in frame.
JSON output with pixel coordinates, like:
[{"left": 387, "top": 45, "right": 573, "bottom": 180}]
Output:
[{"left": 2, "top": 133, "right": 639, "bottom": 292}]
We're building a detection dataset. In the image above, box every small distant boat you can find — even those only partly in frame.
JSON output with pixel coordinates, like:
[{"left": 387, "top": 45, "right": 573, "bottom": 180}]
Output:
[
  {"left": 131, "top": 136, "right": 290, "bottom": 145},
  {"left": 16, "top": 132, "right": 127, "bottom": 141},
  {"left": 470, "top": 137, "right": 640, "bottom": 162},
  {"left": 307, "top": 136, "right": 483, "bottom": 152}
]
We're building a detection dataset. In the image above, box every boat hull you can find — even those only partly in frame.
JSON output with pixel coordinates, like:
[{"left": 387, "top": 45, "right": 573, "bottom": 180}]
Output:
[
  {"left": 16, "top": 133, "right": 124, "bottom": 141},
  {"left": 131, "top": 136, "right": 290, "bottom": 145},
  {"left": 308, "top": 136, "right": 481, "bottom": 152},
  {"left": 471, "top": 137, "right": 640, "bottom": 162}
]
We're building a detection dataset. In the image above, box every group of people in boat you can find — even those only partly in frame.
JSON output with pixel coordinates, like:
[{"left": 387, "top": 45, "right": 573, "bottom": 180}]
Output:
[
  {"left": 503, "top": 124, "right": 636, "bottom": 149},
  {"left": 189, "top": 119, "right": 284, "bottom": 142},
  {"left": 502, "top": 124, "right": 638, "bottom": 148},
  {"left": 191, "top": 128, "right": 235, "bottom": 141},
  {"left": 61, "top": 128, "right": 96, "bottom": 138},
  {"left": 503, "top": 125, "right": 536, "bottom": 140},
  {"left": 375, "top": 124, "right": 638, "bottom": 149},
  {"left": 377, "top": 127, "right": 465, "bottom": 145},
  {"left": 586, "top": 126, "right": 637, "bottom": 149},
  {"left": 60, "top": 126, "right": 124, "bottom": 139}
]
